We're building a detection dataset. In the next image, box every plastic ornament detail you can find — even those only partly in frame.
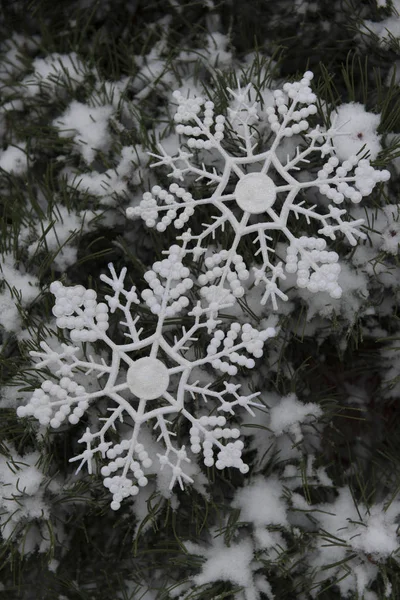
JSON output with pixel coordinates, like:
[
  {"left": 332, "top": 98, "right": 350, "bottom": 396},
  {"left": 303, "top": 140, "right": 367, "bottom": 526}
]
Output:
[
  {"left": 17, "top": 245, "right": 276, "bottom": 510},
  {"left": 127, "top": 71, "right": 390, "bottom": 310}
]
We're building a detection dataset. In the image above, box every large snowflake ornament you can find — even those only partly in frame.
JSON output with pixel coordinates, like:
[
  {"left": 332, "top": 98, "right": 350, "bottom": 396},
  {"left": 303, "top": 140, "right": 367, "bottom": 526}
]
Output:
[
  {"left": 127, "top": 71, "right": 390, "bottom": 310},
  {"left": 17, "top": 245, "right": 276, "bottom": 509}
]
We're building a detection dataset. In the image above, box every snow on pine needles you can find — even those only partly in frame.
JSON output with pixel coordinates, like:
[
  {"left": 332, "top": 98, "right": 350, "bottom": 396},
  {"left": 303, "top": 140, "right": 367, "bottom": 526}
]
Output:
[
  {"left": 17, "top": 243, "right": 276, "bottom": 510},
  {"left": 127, "top": 71, "right": 389, "bottom": 310}
]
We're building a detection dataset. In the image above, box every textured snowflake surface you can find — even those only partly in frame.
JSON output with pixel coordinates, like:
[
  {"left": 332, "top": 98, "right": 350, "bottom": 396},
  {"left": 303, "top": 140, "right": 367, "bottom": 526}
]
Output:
[
  {"left": 17, "top": 244, "right": 275, "bottom": 509},
  {"left": 127, "top": 71, "right": 390, "bottom": 310}
]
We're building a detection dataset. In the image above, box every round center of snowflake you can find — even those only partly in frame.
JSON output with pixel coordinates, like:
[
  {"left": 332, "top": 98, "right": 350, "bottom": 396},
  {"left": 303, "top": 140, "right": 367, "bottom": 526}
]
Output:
[
  {"left": 127, "top": 357, "right": 170, "bottom": 400},
  {"left": 235, "top": 173, "right": 276, "bottom": 214}
]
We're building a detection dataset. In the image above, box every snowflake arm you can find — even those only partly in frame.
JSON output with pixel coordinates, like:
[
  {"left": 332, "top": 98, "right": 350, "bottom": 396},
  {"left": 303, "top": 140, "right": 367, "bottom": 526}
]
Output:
[
  {"left": 149, "top": 144, "right": 223, "bottom": 184},
  {"left": 226, "top": 81, "right": 260, "bottom": 156}
]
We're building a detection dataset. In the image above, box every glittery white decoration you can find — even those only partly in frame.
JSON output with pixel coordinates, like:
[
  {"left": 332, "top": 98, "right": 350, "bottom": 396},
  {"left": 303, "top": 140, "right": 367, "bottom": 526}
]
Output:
[
  {"left": 127, "top": 71, "right": 390, "bottom": 309},
  {"left": 17, "top": 244, "right": 275, "bottom": 510}
]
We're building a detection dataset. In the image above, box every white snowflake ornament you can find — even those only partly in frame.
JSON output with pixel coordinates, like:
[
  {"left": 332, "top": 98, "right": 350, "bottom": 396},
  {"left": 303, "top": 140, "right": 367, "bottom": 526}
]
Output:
[
  {"left": 127, "top": 71, "right": 390, "bottom": 309},
  {"left": 17, "top": 247, "right": 275, "bottom": 509}
]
